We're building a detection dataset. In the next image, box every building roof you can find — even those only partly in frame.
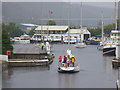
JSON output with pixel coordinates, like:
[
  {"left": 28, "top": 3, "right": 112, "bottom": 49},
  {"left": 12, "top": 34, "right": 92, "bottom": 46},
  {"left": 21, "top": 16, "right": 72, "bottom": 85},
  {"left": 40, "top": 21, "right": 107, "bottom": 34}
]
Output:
[
  {"left": 35, "top": 26, "right": 68, "bottom": 31},
  {"left": 20, "top": 23, "right": 38, "bottom": 27},
  {"left": 66, "top": 28, "right": 91, "bottom": 34}
]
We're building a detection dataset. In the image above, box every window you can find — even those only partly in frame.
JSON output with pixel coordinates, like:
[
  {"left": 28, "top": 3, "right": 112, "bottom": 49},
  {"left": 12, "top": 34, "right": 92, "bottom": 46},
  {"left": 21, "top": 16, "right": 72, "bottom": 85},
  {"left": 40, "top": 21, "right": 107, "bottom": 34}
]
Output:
[
  {"left": 74, "top": 36, "right": 77, "bottom": 38},
  {"left": 56, "top": 36, "right": 59, "bottom": 39},
  {"left": 50, "top": 31, "right": 54, "bottom": 34},
  {"left": 60, "top": 31, "right": 63, "bottom": 34},
  {"left": 51, "top": 36, "right": 54, "bottom": 39},
  {"left": 41, "top": 31, "right": 44, "bottom": 34}
]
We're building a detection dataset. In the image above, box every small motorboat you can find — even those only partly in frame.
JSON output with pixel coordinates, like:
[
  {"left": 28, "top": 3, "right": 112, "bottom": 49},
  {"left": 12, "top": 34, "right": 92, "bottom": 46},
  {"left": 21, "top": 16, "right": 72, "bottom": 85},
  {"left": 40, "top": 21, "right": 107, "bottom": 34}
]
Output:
[{"left": 75, "top": 42, "right": 86, "bottom": 48}]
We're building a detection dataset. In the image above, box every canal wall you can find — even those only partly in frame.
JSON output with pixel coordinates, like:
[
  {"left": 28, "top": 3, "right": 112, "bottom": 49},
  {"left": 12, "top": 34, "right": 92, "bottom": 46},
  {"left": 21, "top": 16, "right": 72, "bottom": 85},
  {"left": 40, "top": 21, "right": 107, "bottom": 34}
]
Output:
[
  {"left": 0, "top": 55, "right": 8, "bottom": 71},
  {"left": 0, "top": 52, "right": 54, "bottom": 68},
  {"left": 13, "top": 47, "right": 48, "bottom": 59},
  {"left": 8, "top": 59, "right": 53, "bottom": 67},
  {"left": 0, "top": 44, "right": 54, "bottom": 68}
]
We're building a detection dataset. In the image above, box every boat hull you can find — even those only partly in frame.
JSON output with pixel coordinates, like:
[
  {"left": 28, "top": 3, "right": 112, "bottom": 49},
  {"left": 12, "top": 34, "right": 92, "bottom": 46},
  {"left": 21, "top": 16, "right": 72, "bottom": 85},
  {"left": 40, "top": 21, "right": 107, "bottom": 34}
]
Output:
[
  {"left": 58, "top": 66, "right": 79, "bottom": 73},
  {"left": 75, "top": 43, "right": 86, "bottom": 48},
  {"left": 97, "top": 45, "right": 103, "bottom": 50},
  {"left": 75, "top": 46, "right": 85, "bottom": 48},
  {"left": 103, "top": 47, "right": 116, "bottom": 56},
  {"left": 87, "top": 40, "right": 100, "bottom": 45}
]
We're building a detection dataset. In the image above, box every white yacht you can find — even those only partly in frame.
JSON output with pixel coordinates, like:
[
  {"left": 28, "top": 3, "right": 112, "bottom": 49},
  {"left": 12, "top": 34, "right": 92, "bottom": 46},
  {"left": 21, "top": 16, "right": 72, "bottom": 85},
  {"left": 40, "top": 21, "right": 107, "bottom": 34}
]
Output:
[
  {"left": 75, "top": 42, "right": 86, "bottom": 48},
  {"left": 103, "top": 2, "right": 120, "bottom": 56},
  {"left": 103, "top": 30, "right": 120, "bottom": 56}
]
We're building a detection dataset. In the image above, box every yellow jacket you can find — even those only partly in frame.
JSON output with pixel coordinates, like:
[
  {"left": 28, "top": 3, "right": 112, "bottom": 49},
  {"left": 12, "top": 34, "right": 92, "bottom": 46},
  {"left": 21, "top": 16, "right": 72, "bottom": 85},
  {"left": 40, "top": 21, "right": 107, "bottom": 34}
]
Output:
[
  {"left": 71, "top": 57, "right": 75, "bottom": 63},
  {"left": 67, "top": 58, "right": 71, "bottom": 63}
]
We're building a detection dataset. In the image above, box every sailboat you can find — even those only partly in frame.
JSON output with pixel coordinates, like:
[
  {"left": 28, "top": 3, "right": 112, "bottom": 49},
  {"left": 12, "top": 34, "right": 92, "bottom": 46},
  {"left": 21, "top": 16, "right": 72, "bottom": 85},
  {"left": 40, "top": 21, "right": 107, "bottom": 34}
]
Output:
[
  {"left": 75, "top": 37, "right": 86, "bottom": 48},
  {"left": 97, "top": 11, "right": 104, "bottom": 50},
  {"left": 75, "top": 2, "right": 86, "bottom": 48},
  {"left": 58, "top": 2, "right": 80, "bottom": 73},
  {"left": 57, "top": 49, "right": 80, "bottom": 73},
  {"left": 102, "top": 1, "right": 120, "bottom": 56}
]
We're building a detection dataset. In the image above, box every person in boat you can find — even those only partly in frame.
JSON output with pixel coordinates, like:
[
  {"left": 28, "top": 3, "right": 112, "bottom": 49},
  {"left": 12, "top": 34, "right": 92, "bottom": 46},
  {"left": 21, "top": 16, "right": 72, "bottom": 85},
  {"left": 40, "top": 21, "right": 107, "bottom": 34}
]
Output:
[
  {"left": 41, "top": 42, "right": 45, "bottom": 50},
  {"left": 63, "top": 55, "right": 67, "bottom": 67},
  {"left": 67, "top": 55, "right": 71, "bottom": 67},
  {"left": 71, "top": 56, "right": 75, "bottom": 67},
  {"left": 58, "top": 56, "right": 62, "bottom": 65}
]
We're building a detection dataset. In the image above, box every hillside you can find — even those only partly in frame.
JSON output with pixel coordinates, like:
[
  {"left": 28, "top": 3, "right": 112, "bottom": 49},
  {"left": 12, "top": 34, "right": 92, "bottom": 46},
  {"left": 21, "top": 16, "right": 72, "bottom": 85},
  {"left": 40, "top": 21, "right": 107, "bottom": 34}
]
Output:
[{"left": 2, "top": 2, "right": 114, "bottom": 27}]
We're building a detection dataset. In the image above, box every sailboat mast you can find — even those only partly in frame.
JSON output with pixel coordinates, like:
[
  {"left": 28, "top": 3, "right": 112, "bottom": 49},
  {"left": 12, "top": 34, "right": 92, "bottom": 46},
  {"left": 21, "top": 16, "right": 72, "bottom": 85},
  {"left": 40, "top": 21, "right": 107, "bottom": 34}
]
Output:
[
  {"left": 41, "top": 3, "right": 43, "bottom": 41},
  {"left": 80, "top": 2, "right": 84, "bottom": 42},
  {"left": 115, "top": 0, "right": 118, "bottom": 30},
  {"left": 101, "top": 11, "right": 104, "bottom": 43},
  {"left": 80, "top": 2, "right": 83, "bottom": 29},
  {"left": 68, "top": 1, "right": 71, "bottom": 47},
  {"left": 47, "top": 11, "right": 50, "bottom": 41}
]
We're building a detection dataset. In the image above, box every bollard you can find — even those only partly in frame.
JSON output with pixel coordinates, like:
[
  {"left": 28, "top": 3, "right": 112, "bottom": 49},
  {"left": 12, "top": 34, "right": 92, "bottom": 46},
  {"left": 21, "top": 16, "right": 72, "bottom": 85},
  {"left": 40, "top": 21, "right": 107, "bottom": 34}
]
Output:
[{"left": 116, "top": 45, "right": 120, "bottom": 59}]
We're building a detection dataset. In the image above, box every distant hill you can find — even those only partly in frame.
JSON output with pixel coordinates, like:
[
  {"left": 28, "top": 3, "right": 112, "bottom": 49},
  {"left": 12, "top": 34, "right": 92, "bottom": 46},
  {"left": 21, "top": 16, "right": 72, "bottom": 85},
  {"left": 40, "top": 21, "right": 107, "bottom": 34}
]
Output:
[{"left": 2, "top": 2, "right": 114, "bottom": 27}]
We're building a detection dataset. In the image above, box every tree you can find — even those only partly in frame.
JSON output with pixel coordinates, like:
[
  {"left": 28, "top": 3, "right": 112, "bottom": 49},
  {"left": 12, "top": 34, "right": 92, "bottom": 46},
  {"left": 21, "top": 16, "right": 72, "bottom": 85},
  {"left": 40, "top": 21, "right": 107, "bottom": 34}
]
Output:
[
  {"left": 6, "top": 22, "right": 25, "bottom": 38},
  {"left": 29, "top": 28, "right": 35, "bottom": 37},
  {"left": 104, "top": 23, "right": 115, "bottom": 34},
  {"left": 117, "top": 19, "right": 120, "bottom": 30},
  {"left": 47, "top": 20, "right": 56, "bottom": 25},
  {"left": 88, "top": 27, "right": 101, "bottom": 36},
  {"left": 2, "top": 23, "right": 13, "bottom": 58},
  {"left": 88, "top": 22, "right": 116, "bottom": 36}
]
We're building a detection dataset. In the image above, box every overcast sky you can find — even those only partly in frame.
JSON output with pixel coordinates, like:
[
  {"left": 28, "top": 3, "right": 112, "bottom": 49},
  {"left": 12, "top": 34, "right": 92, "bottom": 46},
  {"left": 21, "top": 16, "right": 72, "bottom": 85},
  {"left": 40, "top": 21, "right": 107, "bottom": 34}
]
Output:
[
  {"left": 1, "top": 0, "right": 119, "bottom": 9},
  {"left": 1, "top": 0, "right": 120, "bottom": 2}
]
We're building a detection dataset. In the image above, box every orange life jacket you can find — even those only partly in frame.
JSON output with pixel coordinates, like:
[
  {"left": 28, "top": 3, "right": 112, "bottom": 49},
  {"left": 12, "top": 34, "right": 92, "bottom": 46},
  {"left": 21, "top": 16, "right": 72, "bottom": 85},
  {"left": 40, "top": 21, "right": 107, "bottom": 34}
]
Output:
[{"left": 71, "top": 57, "right": 75, "bottom": 63}]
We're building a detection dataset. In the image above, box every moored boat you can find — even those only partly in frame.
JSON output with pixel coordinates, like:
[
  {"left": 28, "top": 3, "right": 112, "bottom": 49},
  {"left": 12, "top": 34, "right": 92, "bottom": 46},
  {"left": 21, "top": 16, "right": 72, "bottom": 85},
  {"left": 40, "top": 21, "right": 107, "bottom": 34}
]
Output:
[
  {"left": 75, "top": 42, "right": 86, "bottom": 48},
  {"left": 103, "top": 30, "right": 120, "bottom": 56},
  {"left": 74, "top": 2, "right": 86, "bottom": 48},
  {"left": 58, "top": 64, "right": 79, "bottom": 73}
]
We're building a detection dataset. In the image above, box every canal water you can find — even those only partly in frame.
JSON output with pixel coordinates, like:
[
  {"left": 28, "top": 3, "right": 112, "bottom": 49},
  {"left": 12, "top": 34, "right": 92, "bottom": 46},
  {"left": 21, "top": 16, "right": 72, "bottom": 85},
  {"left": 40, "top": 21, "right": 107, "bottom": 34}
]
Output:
[{"left": 2, "top": 44, "right": 120, "bottom": 88}]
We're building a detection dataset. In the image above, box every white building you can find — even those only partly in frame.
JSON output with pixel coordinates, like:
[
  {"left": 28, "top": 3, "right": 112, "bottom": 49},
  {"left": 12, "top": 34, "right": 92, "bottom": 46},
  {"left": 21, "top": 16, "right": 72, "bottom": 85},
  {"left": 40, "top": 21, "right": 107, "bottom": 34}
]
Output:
[
  {"left": 64, "top": 27, "right": 91, "bottom": 43},
  {"left": 31, "top": 25, "right": 68, "bottom": 42},
  {"left": 31, "top": 25, "right": 91, "bottom": 43}
]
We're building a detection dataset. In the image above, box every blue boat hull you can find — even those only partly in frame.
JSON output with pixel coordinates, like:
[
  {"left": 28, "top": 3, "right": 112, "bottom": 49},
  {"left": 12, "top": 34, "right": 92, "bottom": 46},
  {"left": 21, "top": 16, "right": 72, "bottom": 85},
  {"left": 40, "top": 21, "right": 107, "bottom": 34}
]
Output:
[{"left": 103, "top": 47, "right": 116, "bottom": 56}]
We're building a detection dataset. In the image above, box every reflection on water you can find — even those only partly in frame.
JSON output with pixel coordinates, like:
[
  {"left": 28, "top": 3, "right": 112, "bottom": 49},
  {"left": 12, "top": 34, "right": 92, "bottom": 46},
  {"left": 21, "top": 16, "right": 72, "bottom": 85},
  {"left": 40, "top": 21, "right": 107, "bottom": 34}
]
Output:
[
  {"left": 103, "top": 56, "right": 119, "bottom": 76},
  {"left": 2, "top": 66, "right": 50, "bottom": 88},
  {"left": 103, "top": 56, "right": 114, "bottom": 72},
  {"left": 2, "top": 44, "right": 120, "bottom": 88},
  {"left": 58, "top": 73, "right": 77, "bottom": 88}
]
